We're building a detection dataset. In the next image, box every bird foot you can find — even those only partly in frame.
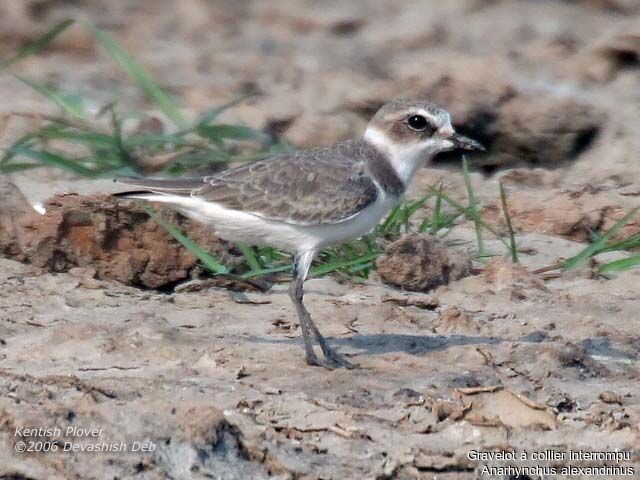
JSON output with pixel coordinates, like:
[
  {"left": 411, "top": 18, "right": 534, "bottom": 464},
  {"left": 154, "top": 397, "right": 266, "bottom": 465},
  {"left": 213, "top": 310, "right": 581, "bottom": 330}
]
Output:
[
  {"left": 304, "top": 347, "right": 357, "bottom": 369},
  {"left": 304, "top": 349, "right": 322, "bottom": 367},
  {"left": 323, "top": 349, "right": 358, "bottom": 369}
]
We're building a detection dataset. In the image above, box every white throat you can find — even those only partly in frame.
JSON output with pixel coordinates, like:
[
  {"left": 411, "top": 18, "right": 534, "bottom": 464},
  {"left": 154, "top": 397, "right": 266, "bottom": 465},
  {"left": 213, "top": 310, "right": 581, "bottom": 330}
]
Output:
[{"left": 364, "top": 127, "right": 433, "bottom": 187}]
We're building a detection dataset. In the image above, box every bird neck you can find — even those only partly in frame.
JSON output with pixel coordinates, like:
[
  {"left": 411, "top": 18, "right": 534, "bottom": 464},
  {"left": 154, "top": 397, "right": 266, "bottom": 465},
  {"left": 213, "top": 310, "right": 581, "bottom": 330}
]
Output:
[
  {"left": 363, "top": 127, "right": 431, "bottom": 194},
  {"left": 357, "top": 137, "right": 404, "bottom": 198}
]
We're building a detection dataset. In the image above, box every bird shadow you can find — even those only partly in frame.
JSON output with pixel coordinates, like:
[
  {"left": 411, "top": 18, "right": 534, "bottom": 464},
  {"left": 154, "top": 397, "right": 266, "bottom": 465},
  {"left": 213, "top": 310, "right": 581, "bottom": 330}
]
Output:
[{"left": 245, "top": 332, "right": 505, "bottom": 356}]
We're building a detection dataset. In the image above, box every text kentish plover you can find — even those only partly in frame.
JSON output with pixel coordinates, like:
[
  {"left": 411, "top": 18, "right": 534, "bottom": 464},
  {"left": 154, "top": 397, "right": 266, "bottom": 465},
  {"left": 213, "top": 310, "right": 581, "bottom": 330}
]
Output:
[{"left": 115, "top": 99, "right": 483, "bottom": 369}]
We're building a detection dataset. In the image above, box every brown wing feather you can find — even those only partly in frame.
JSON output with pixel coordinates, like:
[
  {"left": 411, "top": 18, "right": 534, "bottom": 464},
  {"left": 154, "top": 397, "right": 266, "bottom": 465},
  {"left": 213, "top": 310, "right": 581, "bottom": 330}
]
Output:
[{"left": 195, "top": 140, "right": 379, "bottom": 225}]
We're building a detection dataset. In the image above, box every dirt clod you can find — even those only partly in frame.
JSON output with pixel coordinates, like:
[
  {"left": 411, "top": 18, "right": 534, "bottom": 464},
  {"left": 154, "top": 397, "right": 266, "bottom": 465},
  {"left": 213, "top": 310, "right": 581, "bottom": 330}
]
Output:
[
  {"left": 599, "top": 390, "right": 624, "bottom": 405},
  {"left": 482, "top": 258, "right": 548, "bottom": 294},
  {"left": 436, "top": 306, "right": 477, "bottom": 333},
  {"left": 482, "top": 189, "right": 640, "bottom": 242},
  {"left": 375, "top": 234, "right": 472, "bottom": 292},
  {"left": 0, "top": 191, "right": 236, "bottom": 289}
]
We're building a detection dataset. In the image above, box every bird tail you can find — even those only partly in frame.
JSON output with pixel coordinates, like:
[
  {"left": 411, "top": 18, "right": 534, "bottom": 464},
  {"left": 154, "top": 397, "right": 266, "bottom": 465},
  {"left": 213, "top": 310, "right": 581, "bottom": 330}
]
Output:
[
  {"left": 113, "top": 177, "right": 212, "bottom": 222},
  {"left": 113, "top": 177, "right": 202, "bottom": 199}
]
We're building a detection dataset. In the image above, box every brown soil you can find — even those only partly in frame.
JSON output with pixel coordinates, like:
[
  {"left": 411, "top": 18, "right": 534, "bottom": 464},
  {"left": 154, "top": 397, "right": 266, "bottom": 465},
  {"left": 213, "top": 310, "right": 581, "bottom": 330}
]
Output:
[{"left": 0, "top": 190, "right": 237, "bottom": 289}]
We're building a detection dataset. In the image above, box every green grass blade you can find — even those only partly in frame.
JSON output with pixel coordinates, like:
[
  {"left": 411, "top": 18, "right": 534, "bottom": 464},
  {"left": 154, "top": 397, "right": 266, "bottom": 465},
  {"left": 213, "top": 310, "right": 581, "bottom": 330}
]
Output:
[
  {"left": 598, "top": 255, "right": 640, "bottom": 275},
  {"left": 381, "top": 194, "right": 433, "bottom": 234},
  {"left": 0, "top": 162, "right": 41, "bottom": 174},
  {"left": 403, "top": 194, "right": 433, "bottom": 232},
  {"left": 236, "top": 242, "right": 261, "bottom": 272},
  {"left": 197, "top": 124, "right": 266, "bottom": 143},
  {"left": 0, "top": 19, "right": 74, "bottom": 70},
  {"left": 124, "top": 132, "right": 204, "bottom": 149},
  {"left": 106, "top": 104, "right": 136, "bottom": 169},
  {"left": 563, "top": 207, "right": 640, "bottom": 271},
  {"left": 14, "top": 75, "right": 86, "bottom": 119},
  {"left": 242, "top": 263, "right": 293, "bottom": 278},
  {"left": 11, "top": 145, "right": 96, "bottom": 176},
  {"left": 159, "top": 150, "right": 232, "bottom": 175},
  {"left": 310, "top": 251, "right": 381, "bottom": 277},
  {"left": 257, "top": 246, "right": 287, "bottom": 264},
  {"left": 1, "top": 133, "right": 37, "bottom": 165},
  {"left": 400, "top": 205, "right": 410, "bottom": 232},
  {"left": 346, "top": 261, "right": 375, "bottom": 275},
  {"left": 142, "top": 206, "right": 228, "bottom": 274},
  {"left": 599, "top": 234, "right": 640, "bottom": 253},
  {"left": 462, "top": 156, "right": 485, "bottom": 255},
  {"left": 37, "top": 128, "right": 116, "bottom": 148},
  {"left": 499, "top": 181, "right": 518, "bottom": 263},
  {"left": 85, "top": 23, "right": 187, "bottom": 128},
  {"left": 379, "top": 202, "right": 405, "bottom": 234},
  {"left": 427, "top": 185, "right": 510, "bottom": 249},
  {"left": 196, "top": 94, "right": 253, "bottom": 125},
  {"left": 429, "top": 182, "right": 443, "bottom": 234}
]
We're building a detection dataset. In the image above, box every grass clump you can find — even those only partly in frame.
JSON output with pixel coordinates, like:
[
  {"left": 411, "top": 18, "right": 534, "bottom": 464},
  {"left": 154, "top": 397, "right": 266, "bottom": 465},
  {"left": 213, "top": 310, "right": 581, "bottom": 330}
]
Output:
[
  {"left": 0, "top": 20, "right": 268, "bottom": 178},
  {"left": 562, "top": 207, "right": 640, "bottom": 275}
]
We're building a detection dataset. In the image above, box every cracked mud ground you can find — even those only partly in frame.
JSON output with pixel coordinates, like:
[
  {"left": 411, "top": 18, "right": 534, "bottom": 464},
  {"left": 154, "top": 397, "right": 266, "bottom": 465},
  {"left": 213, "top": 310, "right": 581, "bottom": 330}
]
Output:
[
  {"left": 1, "top": 246, "right": 639, "bottom": 479},
  {"left": 0, "top": 1, "right": 639, "bottom": 479}
]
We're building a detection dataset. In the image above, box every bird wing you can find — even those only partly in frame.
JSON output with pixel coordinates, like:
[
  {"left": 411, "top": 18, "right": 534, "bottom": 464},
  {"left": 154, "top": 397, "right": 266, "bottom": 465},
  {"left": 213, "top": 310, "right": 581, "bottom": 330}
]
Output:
[{"left": 116, "top": 141, "right": 379, "bottom": 226}]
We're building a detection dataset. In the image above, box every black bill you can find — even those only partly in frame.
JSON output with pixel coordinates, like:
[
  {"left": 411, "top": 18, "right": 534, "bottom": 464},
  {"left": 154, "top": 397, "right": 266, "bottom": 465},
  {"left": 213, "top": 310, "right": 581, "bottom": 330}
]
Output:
[{"left": 450, "top": 132, "right": 485, "bottom": 151}]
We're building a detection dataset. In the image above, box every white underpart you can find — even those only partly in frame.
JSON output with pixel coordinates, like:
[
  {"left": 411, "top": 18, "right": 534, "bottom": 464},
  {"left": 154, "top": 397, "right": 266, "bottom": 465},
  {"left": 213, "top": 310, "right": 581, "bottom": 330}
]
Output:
[{"left": 129, "top": 191, "right": 396, "bottom": 254}]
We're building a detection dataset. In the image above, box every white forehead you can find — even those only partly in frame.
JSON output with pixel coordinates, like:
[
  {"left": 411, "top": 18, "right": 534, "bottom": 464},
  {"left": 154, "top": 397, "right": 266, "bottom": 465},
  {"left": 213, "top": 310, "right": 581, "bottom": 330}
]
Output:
[{"left": 415, "top": 108, "right": 451, "bottom": 129}]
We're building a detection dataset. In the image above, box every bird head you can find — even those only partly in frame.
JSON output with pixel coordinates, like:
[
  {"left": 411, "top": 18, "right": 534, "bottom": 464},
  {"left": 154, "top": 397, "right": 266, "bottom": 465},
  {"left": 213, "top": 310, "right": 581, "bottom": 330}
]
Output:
[{"left": 364, "top": 100, "right": 484, "bottom": 185}]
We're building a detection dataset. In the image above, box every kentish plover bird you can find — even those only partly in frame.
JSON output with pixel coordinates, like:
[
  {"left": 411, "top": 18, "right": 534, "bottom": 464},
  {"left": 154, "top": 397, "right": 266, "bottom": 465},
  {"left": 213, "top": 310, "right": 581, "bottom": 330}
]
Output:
[{"left": 115, "top": 99, "right": 483, "bottom": 369}]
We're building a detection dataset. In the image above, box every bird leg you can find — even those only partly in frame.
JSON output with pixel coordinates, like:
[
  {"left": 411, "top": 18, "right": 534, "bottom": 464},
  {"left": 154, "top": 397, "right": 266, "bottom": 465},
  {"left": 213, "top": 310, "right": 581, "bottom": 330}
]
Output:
[
  {"left": 289, "top": 265, "right": 320, "bottom": 367},
  {"left": 290, "top": 251, "right": 356, "bottom": 369}
]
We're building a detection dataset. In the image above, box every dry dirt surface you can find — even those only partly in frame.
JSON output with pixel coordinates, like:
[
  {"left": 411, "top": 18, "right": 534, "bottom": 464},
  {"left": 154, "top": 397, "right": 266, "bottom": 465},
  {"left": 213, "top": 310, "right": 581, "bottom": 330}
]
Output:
[{"left": 0, "top": 1, "right": 639, "bottom": 479}]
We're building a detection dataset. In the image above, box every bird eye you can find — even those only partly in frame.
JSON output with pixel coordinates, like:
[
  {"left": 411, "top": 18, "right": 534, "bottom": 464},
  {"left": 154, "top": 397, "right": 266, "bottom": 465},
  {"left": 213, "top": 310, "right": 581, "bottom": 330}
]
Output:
[{"left": 407, "top": 115, "right": 429, "bottom": 132}]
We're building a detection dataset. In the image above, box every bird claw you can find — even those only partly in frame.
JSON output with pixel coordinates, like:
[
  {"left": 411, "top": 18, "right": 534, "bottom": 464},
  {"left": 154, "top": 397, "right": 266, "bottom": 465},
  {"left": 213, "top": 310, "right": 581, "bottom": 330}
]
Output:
[
  {"left": 305, "top": 346, "right": 357, "bottom": 369},
  {"left": 305, "top": 350, "right": 322, "bottom": 367},
  {"left": 324, "top": 349, "right": 358, "bottom": 369}
]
